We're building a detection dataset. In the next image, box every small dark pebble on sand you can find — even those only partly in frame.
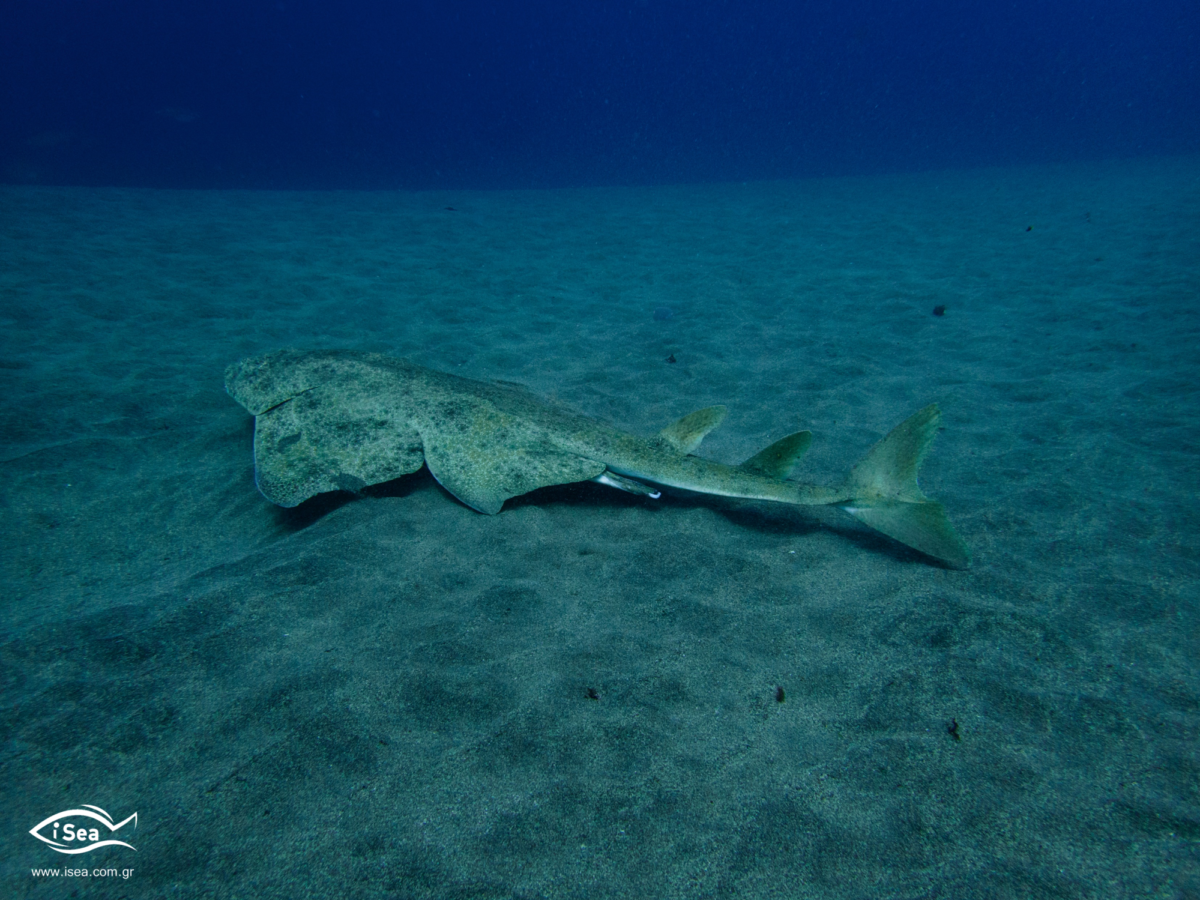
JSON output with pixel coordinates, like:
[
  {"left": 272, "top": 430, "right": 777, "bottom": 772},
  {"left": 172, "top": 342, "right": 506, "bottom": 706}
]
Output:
[
  {"left": 932, "top": 305, "right": 946, "bottom": 317},
  {"left": 666, "top": 354, "right": 677, "bottom": 364},
  {"left": 774, "top": 686, "right": 786, "bottom": 703},
  {"left": 586, "top": 687, "right": 600, "bottom": 700}
]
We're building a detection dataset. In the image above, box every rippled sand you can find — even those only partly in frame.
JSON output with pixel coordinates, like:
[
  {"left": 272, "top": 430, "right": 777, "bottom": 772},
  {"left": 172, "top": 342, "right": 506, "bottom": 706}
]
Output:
[{"left": 2, "top": 157, "right": 1197, "bottom": 898}]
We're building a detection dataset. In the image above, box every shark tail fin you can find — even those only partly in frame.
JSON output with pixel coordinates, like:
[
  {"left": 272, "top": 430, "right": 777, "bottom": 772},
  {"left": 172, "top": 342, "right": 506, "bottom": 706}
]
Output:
[{"left": 838, "top": 404, "right": 971, "bottom": 567}]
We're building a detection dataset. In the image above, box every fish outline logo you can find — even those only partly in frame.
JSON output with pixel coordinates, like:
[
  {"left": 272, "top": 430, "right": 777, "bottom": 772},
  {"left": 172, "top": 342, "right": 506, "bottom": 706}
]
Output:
[{"left": 29, "top": 806, "right": 137, "bottom": 854}]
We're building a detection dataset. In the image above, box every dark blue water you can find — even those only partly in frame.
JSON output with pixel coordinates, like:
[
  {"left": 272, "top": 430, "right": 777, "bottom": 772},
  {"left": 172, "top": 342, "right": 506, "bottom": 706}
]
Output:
[{"left": 3, "top": 0, "right": 1197, "bottom": 189}]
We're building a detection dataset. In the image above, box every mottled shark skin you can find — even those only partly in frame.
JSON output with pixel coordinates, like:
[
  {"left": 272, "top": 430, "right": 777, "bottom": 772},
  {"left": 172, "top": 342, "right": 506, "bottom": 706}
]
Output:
[{"left": 226, "top": 349, "right": 970, "bottom": 567}]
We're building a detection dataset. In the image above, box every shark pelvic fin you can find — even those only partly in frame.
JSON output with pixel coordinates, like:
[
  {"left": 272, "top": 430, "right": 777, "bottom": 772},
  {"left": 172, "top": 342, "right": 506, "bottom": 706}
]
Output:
[
  {"left": 838, "top": 404, "right": 971, "bottom": 567},
  {"left": 659, "top": 406, "right": 728, "bottom": 454},
  {"left": 424, "top": 433, "right": 606, "bottom": 515},
  {"left": 593, "top": 470, "right": 662, "bottom": 498}
]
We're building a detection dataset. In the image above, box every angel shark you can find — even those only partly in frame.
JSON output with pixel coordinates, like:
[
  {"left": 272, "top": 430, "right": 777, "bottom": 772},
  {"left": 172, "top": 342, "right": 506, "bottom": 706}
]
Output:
[{"left": 226, "top": 349, "right": 970, "bottom": 567}]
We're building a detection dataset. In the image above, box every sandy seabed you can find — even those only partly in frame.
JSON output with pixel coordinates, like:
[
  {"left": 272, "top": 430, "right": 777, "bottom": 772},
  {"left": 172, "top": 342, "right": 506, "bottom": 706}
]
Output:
[{"left": 1, "top": 157, "right": 1198, "bottom": 899}]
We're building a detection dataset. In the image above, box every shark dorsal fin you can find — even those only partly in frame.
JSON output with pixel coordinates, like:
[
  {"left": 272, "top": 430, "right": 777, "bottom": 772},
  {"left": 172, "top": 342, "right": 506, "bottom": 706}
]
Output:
[
  {"left": 659, "top": 406, "right": 727, "bottom": 454},
  {"left": 740, "top": 430, "right": 812, "bottom": 480}
]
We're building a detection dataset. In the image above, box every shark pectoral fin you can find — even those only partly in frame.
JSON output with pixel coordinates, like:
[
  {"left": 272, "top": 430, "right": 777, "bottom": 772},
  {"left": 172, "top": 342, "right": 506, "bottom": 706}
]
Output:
[
  {"left": 226, "top": 348, "right": 383, "bottom": 414},
  {"left": 251, "top": 387, "right": 425, "bottom": 507},
  {"left": 740, "top": 430, "right": 812, "bottom": 479},
  {"left": 659, "top": 405, "right": 728, "bottom": 454},
  {"left": 423, "top": 438, "right": 606, "bottom": 515},
  {"left": 593, "top": 470, "right": 661, "bottom": 499},
  {"left": 226, "top": 349, "right": 323, "bottom": 414}
]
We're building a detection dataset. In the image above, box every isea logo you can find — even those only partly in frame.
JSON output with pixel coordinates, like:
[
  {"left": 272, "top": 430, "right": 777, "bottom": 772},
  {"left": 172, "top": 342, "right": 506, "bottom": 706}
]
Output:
[{"left": 29, "top": 806, "right": 137, "bottom": 854}]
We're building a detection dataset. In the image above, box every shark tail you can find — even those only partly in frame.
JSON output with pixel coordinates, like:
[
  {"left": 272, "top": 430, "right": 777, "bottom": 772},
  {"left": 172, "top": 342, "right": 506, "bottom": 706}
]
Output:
[{"left": 837, "top": 404, "right": 971, "bottom": 567}]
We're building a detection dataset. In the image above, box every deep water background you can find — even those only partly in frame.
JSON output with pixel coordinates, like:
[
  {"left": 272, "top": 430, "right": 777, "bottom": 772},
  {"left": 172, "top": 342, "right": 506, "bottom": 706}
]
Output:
[{"left": 2, "top": 0, "right": 1198, "bottom": 190}]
